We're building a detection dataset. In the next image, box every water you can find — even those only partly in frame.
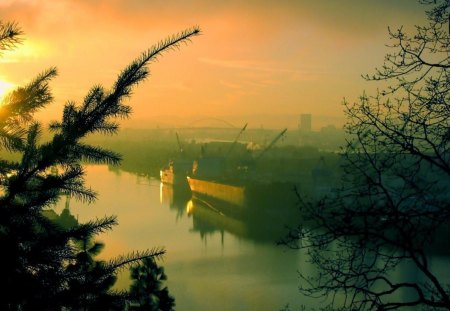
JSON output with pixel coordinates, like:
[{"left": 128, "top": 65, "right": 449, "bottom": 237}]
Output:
[
  {"left": 53, "top": 165, "right": 450, "bottom": 310},
  {"left": 53, "top": 165, "right": 306, "bottom": 310}
]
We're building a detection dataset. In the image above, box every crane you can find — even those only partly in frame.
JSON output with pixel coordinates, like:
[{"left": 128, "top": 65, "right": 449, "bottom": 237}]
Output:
[
  {"left": 254, "top": 128, "right": 287, "bottom": 161},
  {"left": 225, "top": 123, "right": 248, "bottom": 158},
  {"left": 175, "top": 132, "right": 184, "bottom": 154}
]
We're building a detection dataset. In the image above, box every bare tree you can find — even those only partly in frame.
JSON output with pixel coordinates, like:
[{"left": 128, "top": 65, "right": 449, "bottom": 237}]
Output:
[{"left": 281, "top": 1, "right": 450, "bottom": 310}]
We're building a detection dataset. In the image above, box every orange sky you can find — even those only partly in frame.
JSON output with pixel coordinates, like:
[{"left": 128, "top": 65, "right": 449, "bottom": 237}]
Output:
[{"left": 0, "top": 0, "right": 425, "bottom": 129}]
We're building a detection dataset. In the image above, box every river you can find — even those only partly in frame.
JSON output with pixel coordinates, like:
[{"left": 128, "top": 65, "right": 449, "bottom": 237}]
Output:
[
  {"left": 52, "top": 165, "right": 450, "bottom": 310},
  {"left": 53, "top": 165, "right": 307, "bottom": 310}
]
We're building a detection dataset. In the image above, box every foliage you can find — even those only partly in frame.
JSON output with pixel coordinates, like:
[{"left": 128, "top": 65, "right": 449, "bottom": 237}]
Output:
[
  {"left": 64, "top": 231, "right": 119, "bottom": 310},
  {"left": 128, "top": 257, "right": 175, "bottom": 311},
  {"left": 281, "top": 1, "right": 450, "bottom": 310},
  {"left": 0, "top": 21, "right": 22, "bottom": 53},
  {"left": 0, "top": 21, "right": 199, "bottom": 310}
]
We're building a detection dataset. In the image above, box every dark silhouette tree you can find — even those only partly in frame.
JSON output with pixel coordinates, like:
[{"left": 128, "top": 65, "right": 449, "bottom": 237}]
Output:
[
  {"left": 128, "top": 257, "right": 175, "bottom": 311},
  {"left": 281, "top": 1, "right": 450, "bottom": 310},
  {"left": 0, "top": 21, "right": 199, "bottom": 310}
]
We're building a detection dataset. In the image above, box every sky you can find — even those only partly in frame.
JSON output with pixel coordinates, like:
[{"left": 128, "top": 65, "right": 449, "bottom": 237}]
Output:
[{"left": 0, "top": 0, "right": 426, "bottom": 129}]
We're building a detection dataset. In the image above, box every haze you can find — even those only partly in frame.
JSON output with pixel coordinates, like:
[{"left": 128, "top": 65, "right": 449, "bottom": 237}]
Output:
[{"left": 0, "top": 0, "right": 424, "bottom": 129}]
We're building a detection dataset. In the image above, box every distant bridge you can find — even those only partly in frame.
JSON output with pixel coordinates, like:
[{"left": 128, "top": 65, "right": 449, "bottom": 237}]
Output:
[{"left": 182, "top": 118, "right": 238, "bottom": 129}]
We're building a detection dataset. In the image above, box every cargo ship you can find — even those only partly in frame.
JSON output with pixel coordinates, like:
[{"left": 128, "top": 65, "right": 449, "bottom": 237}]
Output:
[
  {"left": 187, "top": 173, "right": 300, "bottom": 220},
  {"left": 185, "top": 128, "right": 303, "bottom": 218},
  {"left": 159, "top": 132, "right": 192, "bottom": 189},
  {"left": 160, "top": 158, "right": 192, "bottom": 187}
]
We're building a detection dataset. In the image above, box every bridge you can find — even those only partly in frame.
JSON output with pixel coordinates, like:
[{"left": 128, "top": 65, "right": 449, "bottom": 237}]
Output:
[{"left": 181, "top": 118, "right": 238, "bottom": 129}]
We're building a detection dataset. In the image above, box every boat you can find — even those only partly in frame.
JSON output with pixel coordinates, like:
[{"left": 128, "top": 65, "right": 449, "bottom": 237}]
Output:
[
  {"left": 160, "top": 158, "right": 192, "bottom": 187},
  {"left": 187, "top": 175, "right": 300, "bottom": 219},
  {"left": 186, "top": 128, "right": 301, "bottom": 218},
  {"left": 187, "top": 174, "right": 245, "bottom": 207},
  {"left": 159, "top": 132, "right": 192, "bottom": 188}
]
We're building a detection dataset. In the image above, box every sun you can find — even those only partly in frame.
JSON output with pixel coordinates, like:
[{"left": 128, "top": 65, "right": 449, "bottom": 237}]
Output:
[{"left": 0, "top": 80, "right": 15, "bottom": 101}]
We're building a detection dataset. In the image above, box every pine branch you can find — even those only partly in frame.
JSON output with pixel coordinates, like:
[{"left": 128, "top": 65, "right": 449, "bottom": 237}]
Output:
[
  {"left": 68, "top": 215, "right": 118, "bottom": 240},
  {"left": 53, "top": 27, "right": 200, "bottom": 145},
  {"left": 0, "top": 127, "right": 25, "bottom": 150},
  {"left": 114, "top": 27, "right": 200, "bottom": 98},
  {"left": 52, "top": 27, "right": 200, "bottom": 144},
  {"left": 21, "top": 123, "right": 41, "bottom": 169},
  {"left": 1, "top": 68, "right": 57, "bottom": 122},
  {"left": 70, "top": 143, "right": 122, "bottom": 165},
  {"left": 106, "top": 248, "right": 166, "bottom": 272},
  {"left": 50, "top": 165, "right": 97, "bottom": 203},
  {"left": 0, "top": 21, "right": 23, "bottom": 53},
  {"left": 0, "top": 68, "right": 57, "bottom": 151}
]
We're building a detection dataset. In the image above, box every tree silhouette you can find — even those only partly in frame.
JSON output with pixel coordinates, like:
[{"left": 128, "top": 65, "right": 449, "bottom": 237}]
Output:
[
  {"left": 128, "top": 257, "right": 175, "bottom": 311},
  {"left": 281, "top": 1, "right": 450, "bottom": 310},
  {"left": 0, "top": 21, "right": 199, "bottom": 310},
  {"left": 64, "top": 232, "right": 119, "bottom": 310}
]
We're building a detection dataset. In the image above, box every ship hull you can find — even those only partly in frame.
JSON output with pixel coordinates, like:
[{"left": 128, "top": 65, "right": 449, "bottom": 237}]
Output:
[
  {"left": 187, "top": 176, "right": 299, "bottom": 220},
  {"left": 187, "top": 177, "right": 244, "bottom": 205}
]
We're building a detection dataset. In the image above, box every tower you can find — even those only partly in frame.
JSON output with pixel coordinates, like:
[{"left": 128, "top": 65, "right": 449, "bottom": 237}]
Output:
[{"left": 299, "top": 114, "right": 312, "bottom": 132}]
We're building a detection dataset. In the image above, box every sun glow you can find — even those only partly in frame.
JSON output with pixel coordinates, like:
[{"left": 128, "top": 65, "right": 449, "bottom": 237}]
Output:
[{"left": 0, "top": 80, "right": 15, "bottom": 102}]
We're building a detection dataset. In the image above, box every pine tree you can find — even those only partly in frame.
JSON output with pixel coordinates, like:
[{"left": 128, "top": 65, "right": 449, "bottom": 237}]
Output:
[
  {"left": 129, "top": 257, "right": 175, "bottom": 311},
  {"left": 0, "top": 21, "right": 199, "bottom": 310}
]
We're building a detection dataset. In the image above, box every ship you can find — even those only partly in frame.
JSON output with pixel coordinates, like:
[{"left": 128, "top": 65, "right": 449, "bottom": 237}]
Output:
[
  {"left": 186, "top": 128, "right": 301, "bottom": 218},
  {"left": 187, "top": 174, "right": 300, "bottom": 219},
  {"left": 159, "top": 132, "right": 191, "bottom": 188},
  {"left": 160, "top": 158, "right": 192, "bottom": 186}
]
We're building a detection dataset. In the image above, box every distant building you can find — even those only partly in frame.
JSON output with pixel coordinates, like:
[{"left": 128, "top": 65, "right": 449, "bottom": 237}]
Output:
[{"left": 299, "top": 114, "right": 312, "bottom": 132}]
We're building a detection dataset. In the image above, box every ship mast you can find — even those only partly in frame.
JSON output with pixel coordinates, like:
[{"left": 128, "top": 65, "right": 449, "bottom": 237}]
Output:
[{"left": 225, "top": 123, "right": 248, "bottom": 157}]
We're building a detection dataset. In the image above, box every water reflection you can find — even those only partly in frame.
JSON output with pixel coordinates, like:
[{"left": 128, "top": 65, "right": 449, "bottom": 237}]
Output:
[
  {"left": 160, "top": 181, "right": 299, "bottom": 244},
  {"left": 160, "top": 182, "right": 191, "bottom": 220},
  {"left": 154, "top": 179, "right": 317, "bottom": 309},
  {"left": 53, "top": 165, "right": 450, "bottom": 310},
  {"left": 189, "top": 198, "right": 298, "bottom": 244},
  {"left": 160, "top": 175, "right": 450, "bottom": 310}
]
